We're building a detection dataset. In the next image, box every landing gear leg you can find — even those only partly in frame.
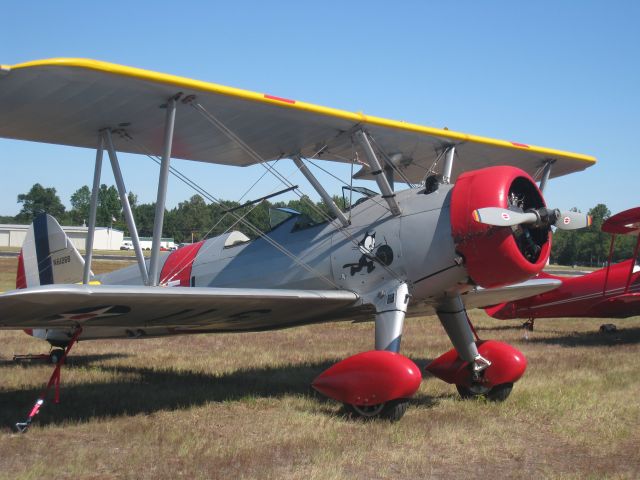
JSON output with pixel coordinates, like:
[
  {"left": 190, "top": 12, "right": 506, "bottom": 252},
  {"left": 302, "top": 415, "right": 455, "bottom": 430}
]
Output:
[
  {"left": 347, "top": 283, "right": 411, "bottom": 421},
  {"left": 374, "top": 282, "right": 409, "bottom": 353},
  {"left": 523, "top": 318, "right": 535, "bottom": 331},
  {"left": 435, "top": 295, "right": 514, "bottom": 401},
  {"left": 436, "top": 295, "right": 491, "bottom": 377}
]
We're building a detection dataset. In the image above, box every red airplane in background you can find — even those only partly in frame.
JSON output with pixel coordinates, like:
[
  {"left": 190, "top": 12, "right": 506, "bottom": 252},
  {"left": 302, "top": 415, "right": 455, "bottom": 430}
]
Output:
[{"left": 486, "top": 207, "right": 640, "bottom": 328}]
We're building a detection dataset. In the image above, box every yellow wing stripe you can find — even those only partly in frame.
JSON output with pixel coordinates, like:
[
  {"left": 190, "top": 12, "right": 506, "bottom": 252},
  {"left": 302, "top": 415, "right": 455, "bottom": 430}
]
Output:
[{"left": 9, "top": 58, "right": 596, "bottom": 164}]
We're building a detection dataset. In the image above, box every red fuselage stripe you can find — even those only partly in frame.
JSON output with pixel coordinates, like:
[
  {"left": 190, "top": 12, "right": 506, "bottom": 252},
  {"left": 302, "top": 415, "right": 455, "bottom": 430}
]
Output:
[{"left": 159, "top": 242, "right": 205, "bottom": 287}]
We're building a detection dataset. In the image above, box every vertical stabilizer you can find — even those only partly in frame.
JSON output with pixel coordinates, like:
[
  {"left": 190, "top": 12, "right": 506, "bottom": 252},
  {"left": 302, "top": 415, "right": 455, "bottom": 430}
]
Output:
[{"left": 16, "top": 214, "right": 87, "bottom": 288}]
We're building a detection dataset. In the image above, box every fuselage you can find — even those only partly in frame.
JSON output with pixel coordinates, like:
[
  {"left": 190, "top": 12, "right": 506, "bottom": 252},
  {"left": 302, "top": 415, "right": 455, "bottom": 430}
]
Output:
[
  {"left": 23, "top": 165, "right": 558, "bottom": 344},
  {"left": 100, "top": 184, "right": 468, "bottom": 309},
  {"left": 487, "top": 260, "right": 640, "bottom": 319}
]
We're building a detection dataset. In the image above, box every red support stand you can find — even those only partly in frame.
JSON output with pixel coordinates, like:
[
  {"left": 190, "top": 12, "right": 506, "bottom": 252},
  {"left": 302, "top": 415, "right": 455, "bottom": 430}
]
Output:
[{"left": 15, "top": 326, "right": 83, "bottom": 433}]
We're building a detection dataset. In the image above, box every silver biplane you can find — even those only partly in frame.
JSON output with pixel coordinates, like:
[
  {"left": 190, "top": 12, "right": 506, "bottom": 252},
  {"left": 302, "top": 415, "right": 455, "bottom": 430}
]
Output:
[{"left": 0, "top": 59, "right": 595, "bottom": 429}]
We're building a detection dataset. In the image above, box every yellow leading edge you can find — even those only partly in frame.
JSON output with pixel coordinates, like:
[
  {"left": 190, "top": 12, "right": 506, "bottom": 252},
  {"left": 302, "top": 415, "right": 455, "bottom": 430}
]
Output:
[{"left": 7, "top": 58, "right": 596, "bottom": 165}]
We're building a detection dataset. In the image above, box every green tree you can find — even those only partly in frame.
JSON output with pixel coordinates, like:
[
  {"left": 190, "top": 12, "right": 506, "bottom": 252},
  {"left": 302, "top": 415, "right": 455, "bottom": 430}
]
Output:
[
  {"left": 166, "top": 195, "right": 212, "bottom": 243},
  {"left": 70, "top": 185, "right": 91, "bottom": 225},
  {"left": 133, "top": 203, "right": 157, "bottom": 237},
  {"left": 16, "top": 183, "right": 66, "bottom": 223},
  {"left": 582, "top": 204, "right": 611, "bottom": 266},
  {"left": 128, "top": 191, "right": 138, "bottom": 211},
  {"left": 97, "top": 184, "right": 122, "bottom": 227},
  {"left": 551, "top": 204, "right": 616, "bottom": 267}
]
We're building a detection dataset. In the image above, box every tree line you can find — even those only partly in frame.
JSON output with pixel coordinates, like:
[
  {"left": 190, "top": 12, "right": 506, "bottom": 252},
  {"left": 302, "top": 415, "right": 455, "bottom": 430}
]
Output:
[
  {"left": 551, "top": 204, "right": 637, "bottom": 267},
  {"left": 2, "top": 183, "right": 636, "bottom": 266},
  {"left": 1, "top": 183, "right": 345, "bottom": 244}
]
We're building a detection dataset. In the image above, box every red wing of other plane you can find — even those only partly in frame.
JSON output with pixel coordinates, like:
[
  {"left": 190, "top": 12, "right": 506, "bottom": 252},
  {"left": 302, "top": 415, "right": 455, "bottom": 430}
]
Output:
[{"left": 487, "top": 207, "right": 640, "bottom": 321}]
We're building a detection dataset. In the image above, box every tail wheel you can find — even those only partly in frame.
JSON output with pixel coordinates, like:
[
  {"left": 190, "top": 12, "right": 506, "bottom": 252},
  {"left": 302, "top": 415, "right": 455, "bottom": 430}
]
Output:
[
  {"left": 345, "top": 399, "right": 409, "bottom": 421},
  {"left": 456, "top": 382, "right": 513, "bottom": 402},
  {"left": 49, "top": 349, "right": 66, "bottom": 365}
]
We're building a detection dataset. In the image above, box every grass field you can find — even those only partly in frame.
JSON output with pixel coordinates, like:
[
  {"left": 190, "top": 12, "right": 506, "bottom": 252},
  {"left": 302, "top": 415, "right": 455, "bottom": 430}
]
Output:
[{"left": 0, "top": 257, "right": 639, "bottom": 479}]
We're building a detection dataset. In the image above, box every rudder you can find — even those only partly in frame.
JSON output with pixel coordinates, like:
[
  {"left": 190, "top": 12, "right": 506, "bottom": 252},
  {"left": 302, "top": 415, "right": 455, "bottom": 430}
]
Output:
[{"left": 17, "top": 213, "right": 86, "bottom": 288}]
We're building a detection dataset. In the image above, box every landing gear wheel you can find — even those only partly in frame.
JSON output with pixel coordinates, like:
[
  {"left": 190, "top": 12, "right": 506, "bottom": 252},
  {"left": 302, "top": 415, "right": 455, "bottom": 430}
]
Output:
[
  {"left": 456, "top": 382, "right": 513, "bottom": 402},
  {"left": 346, "top": 399, "right": 408, "bottom": 421},
  {"left": 49, "top": 349, "right": 66, "bottom": 365},
  {"left": 486, "top": 383, "right": 513, "bottom": 402},
  {"left": 523, "top": 319, "right": 535, "bottom": 331}
]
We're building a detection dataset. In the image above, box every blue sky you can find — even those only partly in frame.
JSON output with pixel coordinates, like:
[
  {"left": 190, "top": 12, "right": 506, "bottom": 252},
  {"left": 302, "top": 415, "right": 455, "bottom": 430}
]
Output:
[{"left": 1, "top": 1, "right": 638, "bottom": 218}]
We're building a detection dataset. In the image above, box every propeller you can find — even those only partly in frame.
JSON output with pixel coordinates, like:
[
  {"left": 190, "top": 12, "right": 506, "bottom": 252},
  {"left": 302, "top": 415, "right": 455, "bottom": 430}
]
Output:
[{"left": 472, "top": 207, "right": 592, "bottom": 231}]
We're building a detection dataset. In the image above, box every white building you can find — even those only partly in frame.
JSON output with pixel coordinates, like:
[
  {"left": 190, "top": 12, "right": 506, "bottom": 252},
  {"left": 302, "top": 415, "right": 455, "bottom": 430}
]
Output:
[
  {"left": 122, "top": 236, "right": 176, "bottom": 250},
  {"left": 0, "top": 224, "right": 124, "bottom": 251}
]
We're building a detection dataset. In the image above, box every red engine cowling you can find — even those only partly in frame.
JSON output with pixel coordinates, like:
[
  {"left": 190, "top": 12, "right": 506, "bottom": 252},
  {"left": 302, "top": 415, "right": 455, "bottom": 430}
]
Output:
[
  {"left": 312, "top": 351, "right": 422, "bottom": 406},
  {"left": 450, "top": 166, "right": 551, "bottom": 288}
]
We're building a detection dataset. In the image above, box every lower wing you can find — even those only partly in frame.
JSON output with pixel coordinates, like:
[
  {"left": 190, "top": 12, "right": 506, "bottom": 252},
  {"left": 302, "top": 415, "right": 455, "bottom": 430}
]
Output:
[
  {"left": 461, "top": 278, "right": 562, "bottom": 310},
  {"left": 0, "top": 284, "right": 362, "bottom": 332}
]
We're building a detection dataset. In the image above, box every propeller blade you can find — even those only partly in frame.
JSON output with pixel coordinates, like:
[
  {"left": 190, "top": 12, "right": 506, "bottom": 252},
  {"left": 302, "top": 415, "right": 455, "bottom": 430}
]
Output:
[
  {"left": 472, "top": 208, "right": 537, "bottom": 227},
  {"left": 554, "top": 211, "right": 592, "bottom": 230},
  {"left": 473, "top": 207, "right": 592, "bottom": 231}
]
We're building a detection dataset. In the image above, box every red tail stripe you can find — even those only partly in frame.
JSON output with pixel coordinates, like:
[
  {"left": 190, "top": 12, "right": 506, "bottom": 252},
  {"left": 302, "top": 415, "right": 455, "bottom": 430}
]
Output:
[{"left": 16, "top": 250, "right": 27, "bottom": 289}]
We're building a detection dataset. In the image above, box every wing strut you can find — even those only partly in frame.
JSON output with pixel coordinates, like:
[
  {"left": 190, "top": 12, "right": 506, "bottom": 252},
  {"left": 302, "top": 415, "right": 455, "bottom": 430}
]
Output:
[
  {"left": 603, "top": 234, "right": 617, "bottom": 296},
  {"left": 354, "top": 130, "right": 401, "bottom": 216},
  {"left": 104, "top": 129, "right": 150, "bottom": 285},
  {"left": 625, "top": 234, "right": 640, "bottom": 294},
  {"left": 442, "top": 146, "right": 455, "bottom": 184},
  {"left": 149, "top": 96, "right": 178, "bottom": 286},
  {"left": 82, "top": 133, "right": 104, "bottom": 284},
  {"left": 292, "top": 155, "right": 349, "bottom": 227},
  {"left": 538, "top": 160, "right": 554, "bottom": 193}
]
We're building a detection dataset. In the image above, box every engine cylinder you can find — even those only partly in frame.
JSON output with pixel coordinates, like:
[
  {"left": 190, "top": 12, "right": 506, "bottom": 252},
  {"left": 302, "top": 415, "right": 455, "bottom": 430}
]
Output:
[{"left": 450, "top": 166, "right": 550, "bottom": 288}]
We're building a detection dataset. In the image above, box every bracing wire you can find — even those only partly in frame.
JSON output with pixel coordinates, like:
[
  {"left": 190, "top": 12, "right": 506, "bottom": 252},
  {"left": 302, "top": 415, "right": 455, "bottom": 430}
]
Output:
[
  {"left": 119, "top": 131, "right": 341, "bottom": 289},
  {"left": 189, "top": 102, "right": 406, "bottom": 283}
]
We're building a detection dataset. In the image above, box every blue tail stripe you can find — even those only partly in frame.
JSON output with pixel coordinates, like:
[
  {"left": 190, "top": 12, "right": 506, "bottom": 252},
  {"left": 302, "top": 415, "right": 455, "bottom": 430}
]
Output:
[{"left": 33, "top": 214, "right": 54, "bottom": 285}]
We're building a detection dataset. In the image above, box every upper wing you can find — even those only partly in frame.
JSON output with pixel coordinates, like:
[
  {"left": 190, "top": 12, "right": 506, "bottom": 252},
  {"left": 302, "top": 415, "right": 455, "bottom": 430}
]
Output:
[
  {"left": 602, "top": 207, "right": 640, "bottom": 235},
  {"left": 461, "top": 278, "right": 562, "bottom": 310},
  {"left": 0, "top": 284, "right": 363, "bottom": 331},
  {"left": 0, "top": 58, "right": 595, "bottom": 183}
]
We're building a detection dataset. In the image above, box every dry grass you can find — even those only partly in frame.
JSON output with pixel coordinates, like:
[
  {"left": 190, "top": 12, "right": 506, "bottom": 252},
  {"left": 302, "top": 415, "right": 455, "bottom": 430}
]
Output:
[
  {"left": 0, "top": 258, "right": 17, "bottom": 293},
  {"left": 1, "top": 260, "right": 639, "bottom": 479},
  {"left": 0, "top": 257, "right": 134, "bottom": 292}
]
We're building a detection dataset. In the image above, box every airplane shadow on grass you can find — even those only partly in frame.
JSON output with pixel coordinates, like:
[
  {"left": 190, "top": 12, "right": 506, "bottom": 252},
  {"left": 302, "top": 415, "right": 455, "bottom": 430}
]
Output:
[
  {"left": 0, "top": 358, "right": 442, "bottom": 430},
  {"left": 0, "top": 353, "right": 130, "bottom": 368},
  {"left": 525, "top": 326, "right": 640, "bottom": 347},
  {"left": 475, "top": 324, "right": 524, "bottom": 332}
]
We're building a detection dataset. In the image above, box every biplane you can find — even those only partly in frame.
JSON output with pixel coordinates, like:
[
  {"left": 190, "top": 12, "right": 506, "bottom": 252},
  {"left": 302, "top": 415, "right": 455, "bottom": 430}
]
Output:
[
  {"left": 0, "top": 58, "right": 595, "bottom": 430},
  {"left": 487, "top": 207, "right": 640, "bottom": 327}
]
